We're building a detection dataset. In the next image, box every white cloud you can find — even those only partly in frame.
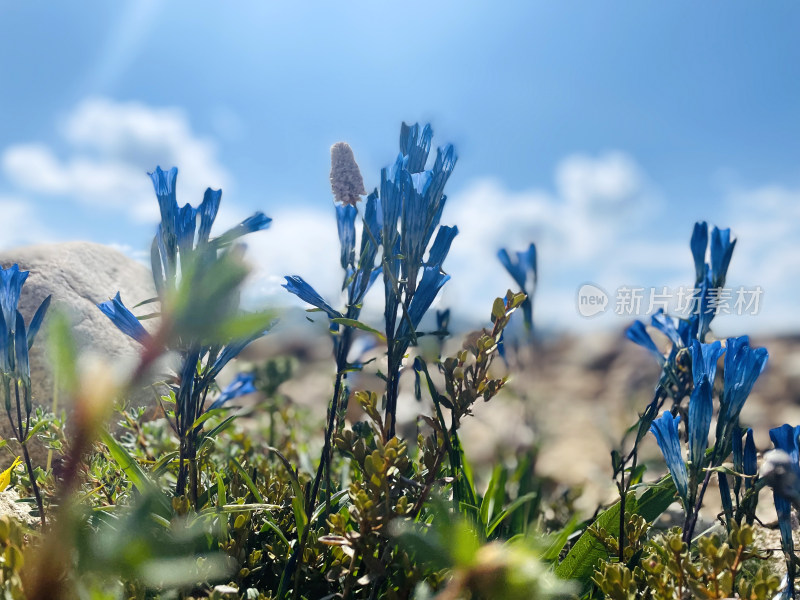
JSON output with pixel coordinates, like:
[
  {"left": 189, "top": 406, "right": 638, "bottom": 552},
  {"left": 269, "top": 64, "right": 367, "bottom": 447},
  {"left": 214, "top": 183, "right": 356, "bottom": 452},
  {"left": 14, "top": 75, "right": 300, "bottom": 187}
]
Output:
[
  {"left": 0, "top": 197, "right": 56, "bottom": 249},
  {"left": 716, "top": 183, "right": 800, "bottom": 334},
  {"left": 437, "top": 152, "right": 673, "bottom": 329},
  {"left": 1, "top": 97, "right": 229, "bottom": 223}
]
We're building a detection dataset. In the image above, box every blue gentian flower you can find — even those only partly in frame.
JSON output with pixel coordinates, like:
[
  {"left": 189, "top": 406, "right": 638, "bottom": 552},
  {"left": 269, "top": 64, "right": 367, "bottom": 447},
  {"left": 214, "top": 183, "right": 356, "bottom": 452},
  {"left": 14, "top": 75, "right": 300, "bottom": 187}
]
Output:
[
  {"left": 13, "top": 312, "right": 30, "bottom": 388},
  {"left": 98, "top": 292, "right": 152, "bottom": 345},
  {"left": 398, "top": 150, "right": 455, "bottom": 294},
  {"left": 710, "top": 226, "right": 736, "bottom": 289},
  {"left": 651, "top": 310, "right": 682, "bottom": 348},
  {"left": 678, "top": 314, "right": 700, "bottom": 347},
  {"left": 696, "top": 273, "right": 714, "bottom": 342},
  {"left": 626, "top": 321, "right": 665, "bottom": 366},
  {"left": 336, "top": 204, "right": 357, "bottom": 271},
  {"left": 690, "top": 221, "right": 708, "bottom": 286},
  {"left": 282, "top": 276, "right": 342, "bottom": 320},
  {"left": 207, "top": 372, "right": 257, "bottom": 411},
  {"left": 0, "top": 265, "right": 53, "bottom": 376},
  {"left": 768, "top": 424, "right": 800, "bottom": 567},
  {"left": 650, "top": 411, "right": 689, "bottom": 504},
  {"left": 498, "top": 243, "right": 537, "bottom": 330},
  {"left": 743, "top": 428, "right": 757, "bottom": 489},
  {"left": 399, "top": 122, "right": 433, "bottom": 174},
  {"left": 720, "top": 336, "right": 768, "bottom": 428},
  {"left": 396, "top": 266, "right": 451, "bottom": 342},
  {"left": 690, "top": 339, "right": 725, "bottom": 388},
  {"left": 426, "top": 226, "right": 459, "bottom": 270},
  {"left": 0, "top": 265, "right": 28, "bottom": 334},
  {"left": 688, "top": 378, "right": 713, "bottom": 469}
]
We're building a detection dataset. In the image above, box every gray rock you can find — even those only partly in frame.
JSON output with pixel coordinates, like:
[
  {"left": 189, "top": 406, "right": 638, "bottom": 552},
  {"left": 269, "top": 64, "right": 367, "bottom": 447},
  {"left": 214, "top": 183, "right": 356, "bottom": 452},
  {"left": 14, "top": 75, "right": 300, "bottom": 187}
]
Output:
[{"left": 0, "top": 242, "right": 158, "bottom": 465}]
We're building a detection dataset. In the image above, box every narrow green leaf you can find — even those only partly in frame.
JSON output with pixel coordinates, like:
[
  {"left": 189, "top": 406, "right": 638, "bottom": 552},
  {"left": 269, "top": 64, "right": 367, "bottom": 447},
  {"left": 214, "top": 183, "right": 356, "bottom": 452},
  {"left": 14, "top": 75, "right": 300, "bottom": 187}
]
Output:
[
  {"left": 24, "top": 418, "right": 51, "bottom": 442},
  {"left": 486, "top": 491, "right": 540, "bottom": 537},
  {"left": 100, "top": 431, "right": 171, "bottom": 517},
  {"left": 229, "top": 458, "right": 265, "bottom": 504},
  {"left": 330, "top": 318, "right": 386, "bottom": 342}
]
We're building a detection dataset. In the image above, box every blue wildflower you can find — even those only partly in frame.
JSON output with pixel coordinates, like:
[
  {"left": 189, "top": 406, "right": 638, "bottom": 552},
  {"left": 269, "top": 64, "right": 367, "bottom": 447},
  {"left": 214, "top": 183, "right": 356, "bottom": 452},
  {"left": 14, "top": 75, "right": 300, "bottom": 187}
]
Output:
[
  {"left": 689, "top": 339, "right": 725, "bottom": 388},
  {"left": 690, "top": 221, "right": 708, "bottom": 286},
  {"left": 282, "top": 276, "right": 342, "bottom": 320},
  {"left": 743, "top": 428, "right": 757, "bottom": 489},
  {"left": 399, "top": 122, "right": 433, "bottom": 174},
  {"left": 688, "top": 378, "right": 713, "bottom": 469},
  {"left": 336, "top": 204, "right": 357, "bottom": 271},
  {"left": 650, "top": 411, "right": 689, "bottom": 505},
  {"left": 101, "top": 167, "right": 272, "bottom": 501},
  {"left": 0, "top": 265, "right": 28, "bottom": 334},
  {"left": 426, "top": 226, "right": 459, "bottom": 270},
  {"left": 626, "top": 321, "right": 664, "bottom": 366},
  {"left": 13, "top": 312, "right": 30, "bottom": 388},
  {"left": 651, "top": 310, "right": 682, "bottom": 348},
  {"left": 396, "top": 266, "right": 451, "bottom": 342},
  {"left": 97, "top": 292, "right": 152, "bottom": 345},
  {"left": 696, "top": 273, "right": 714, "bottom": 342},
  {"left": 207, "top": 372, "right": 257, "bottom": 411},
  {"left": 768, "top": 424, "right": 800, "bottom": 575},
  {"left": 498, "top": 243, "right": 537, "bottom": 330},
  {"left": 710, "top": 226, "right": 736, "bottom": 289},
  {"left": 720, "top": 336, "right": 768, "bottom": 428},
  {"left": 0, "top": 265, "right": 51, "bottom": 378}
]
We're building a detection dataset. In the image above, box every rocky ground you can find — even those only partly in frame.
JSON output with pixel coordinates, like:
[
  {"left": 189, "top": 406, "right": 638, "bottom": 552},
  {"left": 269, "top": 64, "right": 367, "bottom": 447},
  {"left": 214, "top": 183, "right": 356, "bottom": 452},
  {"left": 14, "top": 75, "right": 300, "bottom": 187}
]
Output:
[{"left": 247, "top": 325, "right": 800, "bottom": 522}]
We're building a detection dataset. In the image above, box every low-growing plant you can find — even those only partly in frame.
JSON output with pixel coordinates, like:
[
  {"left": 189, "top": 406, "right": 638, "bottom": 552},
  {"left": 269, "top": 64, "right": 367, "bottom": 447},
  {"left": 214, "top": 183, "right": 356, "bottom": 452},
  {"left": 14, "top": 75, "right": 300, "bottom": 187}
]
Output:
[{"left": 0, "top": 121, "right": 792, "bottom": 600}]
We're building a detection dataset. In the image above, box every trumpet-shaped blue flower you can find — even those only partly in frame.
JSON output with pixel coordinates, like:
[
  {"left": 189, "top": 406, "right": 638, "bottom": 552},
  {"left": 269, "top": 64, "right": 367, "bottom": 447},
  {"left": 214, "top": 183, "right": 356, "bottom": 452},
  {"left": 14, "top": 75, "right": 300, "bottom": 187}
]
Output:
[
  {"left": 0, "top": 265, "right": 51, "bottom": 379},
  {"left": 650, "top": 411, "right": 689, "bottom": 504},
  {"left": 688, "top": 378, "right": 713, "bottom": 469},
  {"left": 0, "top": 265, "right": 28, "bottom": 335},
  {"left": 400, "top": 122, "right": 433, "bottom": 174},
  {"left": 626, "top": 321, "right": 664, "bottom": 366},
  {"left": 426, "top": 226, "right": 458, "bottom": 270},
  {"left": 207, "top": 372, "right": 257, "bottom": 411},
  {"left": 398, "top": 149, "right": 456, "bottom": 294},
  {"left": 148, "top": 166, "right": 271, "bottom": 288},
  {"left": 282, "top": 276, "right": 342, "bottom": 321},
  {"left": 498, "top": 243, "right": 537, "bottom": 330},
  {"left": 720, "top": 336, "right": 768, "bottom": 427},
  {"left": 690, "top": 339, "right": 725, "bottom": 388},
  {"left": 651, "top": 310, "right": 682, "bottom": 348},
  {"left": 769, "top": 424, "right": 800, "bottom": 566},
  {"left": 710, "top": 226, "right": 736, "bottom": 289},
  {"left": 396, "top": 266, "right": 451, "bottom": 342},
  {"left": 690, "top": 221, "right": 708, "bottom": 286},
  {"left": 743, "top": 428, "right": 757, "bottom": 489},
  {"left": 13, "top": 312, "right": 30, "bottom": 387},
  {"left": 98, "top": 292, "right": 152, "bottom": 345},
  {"left": 336, "top": 204, "right": 357, "bottom": 271}
]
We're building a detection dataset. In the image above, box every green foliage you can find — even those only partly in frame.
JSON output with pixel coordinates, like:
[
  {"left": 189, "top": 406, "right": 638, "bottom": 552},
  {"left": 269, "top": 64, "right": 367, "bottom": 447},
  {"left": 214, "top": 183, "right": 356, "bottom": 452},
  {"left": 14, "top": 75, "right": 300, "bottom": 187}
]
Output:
[{"left": 592, "top": 521, "right": 782, "bottom": 600}]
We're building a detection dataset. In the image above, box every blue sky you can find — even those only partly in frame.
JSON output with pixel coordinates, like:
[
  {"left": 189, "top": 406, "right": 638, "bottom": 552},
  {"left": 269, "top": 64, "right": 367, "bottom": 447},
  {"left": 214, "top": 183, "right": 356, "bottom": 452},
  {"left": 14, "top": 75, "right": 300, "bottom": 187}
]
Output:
[{"left": 1, "top": 2, "right": 799, "bottom": 334}]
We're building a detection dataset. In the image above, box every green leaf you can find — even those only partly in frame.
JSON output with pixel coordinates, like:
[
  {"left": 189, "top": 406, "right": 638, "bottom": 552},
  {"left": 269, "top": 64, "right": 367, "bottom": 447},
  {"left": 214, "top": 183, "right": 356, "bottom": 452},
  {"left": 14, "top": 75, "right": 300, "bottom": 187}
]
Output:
[
  {"left": 229, "top": 458, "right": 265, "bottom": 504},
  {"left": 486, "top": 491, "right": 540, "bottom": 537},
  {"left": 310, "top": 489, "right": 349, "bottom": 526},
  {"left": 541, "top": 516, "right": 580, "bottom": 562},
  {"left": 151, "top": 451, "right": 178, "bottom": 478},
  {"left": 491, "top": 297, "right": 506, "bottom": 321},
  {"left": 554, "top": 476, "right": 676, "bottom": 585},
  {"left": 330, "top": 318, "right": 386, "bottom": 342},
  {"left": 24, "top": 418, "right": 51, "bottom": 442},
  {"left": 480, "top": 464, "right": 507, "bottom": 532},
  {"left": 100, "top": 431, "right": 171, "bottom": 518}
]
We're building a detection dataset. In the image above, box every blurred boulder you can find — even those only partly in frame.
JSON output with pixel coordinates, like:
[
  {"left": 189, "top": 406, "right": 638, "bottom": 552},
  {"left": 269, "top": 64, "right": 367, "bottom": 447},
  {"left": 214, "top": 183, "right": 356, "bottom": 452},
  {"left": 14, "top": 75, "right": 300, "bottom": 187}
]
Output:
[{"left": 0, "top": 242, "right": 157, "bottom": 464}]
